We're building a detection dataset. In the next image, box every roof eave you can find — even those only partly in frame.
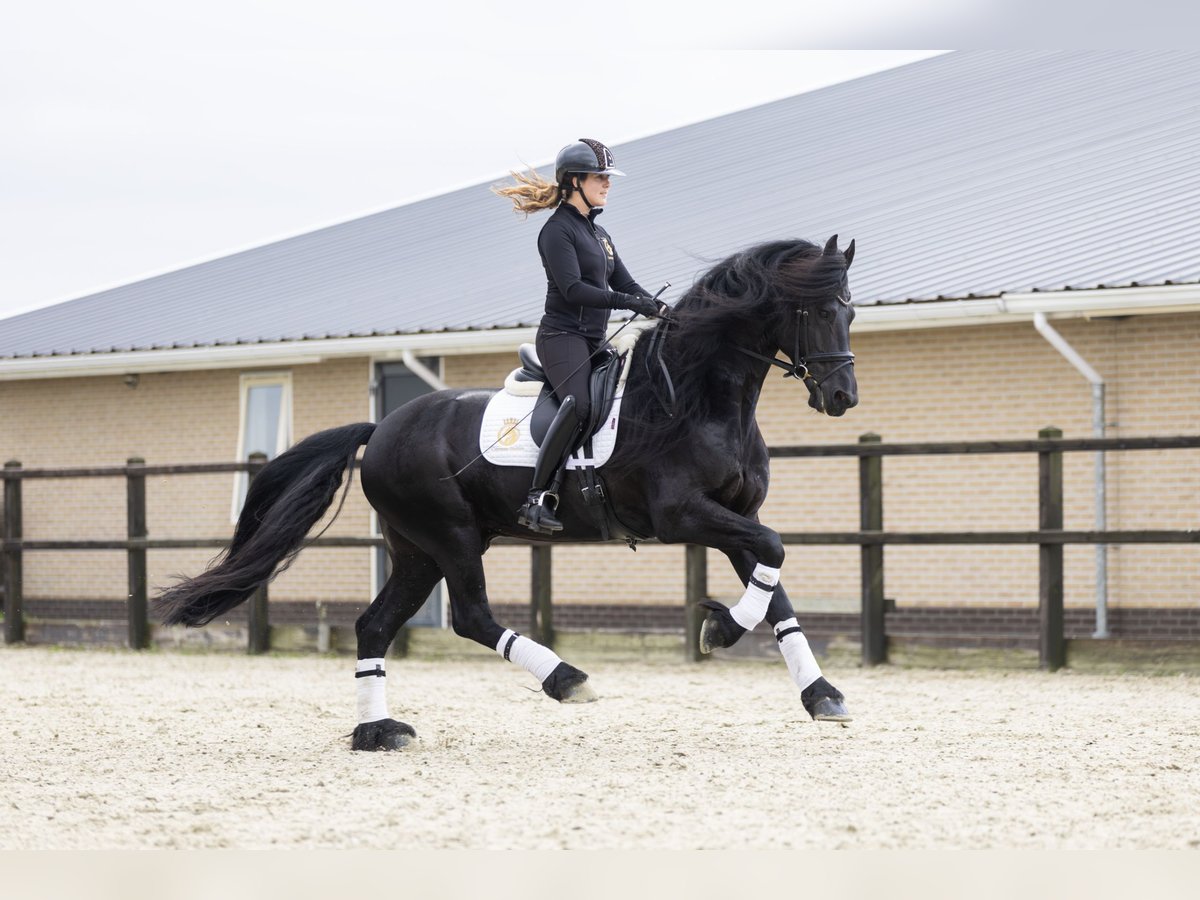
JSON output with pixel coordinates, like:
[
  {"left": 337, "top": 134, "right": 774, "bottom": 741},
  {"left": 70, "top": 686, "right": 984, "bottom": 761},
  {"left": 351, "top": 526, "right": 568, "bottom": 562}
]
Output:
[
  {"left": 2, "top": 284, "right": 1199, "bottom": 381},
  {"left": 852, "top": 283, "right": 1200, "bottom": 333},
  {"left": 0, "top": 326, "right": 538, "bottom": 382}
]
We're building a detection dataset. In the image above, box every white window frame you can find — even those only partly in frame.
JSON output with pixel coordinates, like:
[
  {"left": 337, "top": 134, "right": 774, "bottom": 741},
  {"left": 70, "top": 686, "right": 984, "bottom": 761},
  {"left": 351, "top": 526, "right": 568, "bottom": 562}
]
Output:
[{"left": 230, "top": 371, "right": 294, "bottom": 523}]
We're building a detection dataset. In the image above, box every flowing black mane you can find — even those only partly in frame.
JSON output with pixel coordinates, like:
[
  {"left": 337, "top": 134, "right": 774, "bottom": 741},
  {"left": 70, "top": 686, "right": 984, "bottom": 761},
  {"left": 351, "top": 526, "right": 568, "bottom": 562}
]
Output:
[{"left": 617, "top": 239, "right": 849, "bottom": 460}]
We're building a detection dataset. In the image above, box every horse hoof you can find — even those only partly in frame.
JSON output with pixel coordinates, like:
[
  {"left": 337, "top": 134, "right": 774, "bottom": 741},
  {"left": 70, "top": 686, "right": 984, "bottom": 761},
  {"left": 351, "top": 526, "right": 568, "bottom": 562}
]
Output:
[
  {"left": 351, "top": 718, "right": 416, "bottom": 751},
  {"left": 542, "top": 662, "right": 597, "bottom": 703},
  {"left": 808, "top": 696, "right": 852, "bottom": 723},
  {"left": 698, "top": 617, "right": 719, "bottom": 654},
  {"left": 801, "top": 677, "right": 852, "bottom": 722},
  {"left": 561, "top": 679, "right": 598, "bottom": 703},
  {"left": 698, "top": 600, "right": 746, "bottom": 653}
]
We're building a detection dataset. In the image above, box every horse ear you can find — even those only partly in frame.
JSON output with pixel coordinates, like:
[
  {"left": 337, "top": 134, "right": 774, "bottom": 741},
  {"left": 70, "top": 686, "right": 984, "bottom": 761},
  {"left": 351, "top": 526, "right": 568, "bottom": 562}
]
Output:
[
  {"left": 843, "top": 239, "right": 856, "bottom": 269},
  {"left": 823, "top": 234, "right": 839, "bottom": 256}
]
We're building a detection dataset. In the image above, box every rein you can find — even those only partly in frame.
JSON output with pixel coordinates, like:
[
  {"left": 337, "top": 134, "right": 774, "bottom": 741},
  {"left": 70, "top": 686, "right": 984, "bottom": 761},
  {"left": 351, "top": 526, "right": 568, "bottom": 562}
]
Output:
[{"left": 643, "top": 313, "right": 677, "bottom": 417}]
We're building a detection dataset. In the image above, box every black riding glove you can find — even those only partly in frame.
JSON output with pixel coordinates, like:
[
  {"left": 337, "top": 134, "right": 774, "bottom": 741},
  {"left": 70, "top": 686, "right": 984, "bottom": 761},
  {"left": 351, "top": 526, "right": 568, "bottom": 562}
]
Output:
[{"left": 615, "top": 293, "right": 659, "bottom": 317}]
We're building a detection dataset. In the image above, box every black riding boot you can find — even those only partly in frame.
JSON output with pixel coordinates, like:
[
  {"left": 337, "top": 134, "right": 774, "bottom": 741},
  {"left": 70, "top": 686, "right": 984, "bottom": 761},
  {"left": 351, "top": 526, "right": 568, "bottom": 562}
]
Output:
[{"left": 518, "top": 396, "right": 581, "bottom": 534}]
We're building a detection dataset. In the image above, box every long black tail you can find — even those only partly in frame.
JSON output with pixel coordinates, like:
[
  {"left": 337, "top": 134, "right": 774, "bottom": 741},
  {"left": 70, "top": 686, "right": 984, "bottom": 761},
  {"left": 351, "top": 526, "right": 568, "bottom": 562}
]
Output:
[{"left": 157, "top": 422, "right": 377, "bottom": 626}]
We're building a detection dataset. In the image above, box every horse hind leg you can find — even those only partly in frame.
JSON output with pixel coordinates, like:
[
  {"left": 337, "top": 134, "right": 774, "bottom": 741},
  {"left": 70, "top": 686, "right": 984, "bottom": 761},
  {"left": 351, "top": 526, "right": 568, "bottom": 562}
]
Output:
[
  {"left": 436, "top": 528, "right": 596, "bottom": 704},
  {"left": 351, "top": 537, "right": 444, "bottom": 751}
]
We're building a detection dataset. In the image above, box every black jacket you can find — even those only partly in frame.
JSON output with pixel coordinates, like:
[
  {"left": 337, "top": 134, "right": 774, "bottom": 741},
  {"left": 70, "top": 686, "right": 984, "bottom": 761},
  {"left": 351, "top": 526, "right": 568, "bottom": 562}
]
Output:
[{"left": 537, "top": 203, "right": 647, "bottom": 338}]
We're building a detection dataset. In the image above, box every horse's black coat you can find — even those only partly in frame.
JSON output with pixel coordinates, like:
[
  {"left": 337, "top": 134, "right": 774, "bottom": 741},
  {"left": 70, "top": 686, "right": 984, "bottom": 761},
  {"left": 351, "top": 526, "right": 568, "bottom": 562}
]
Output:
[{"left": 156, "top": 236, "right": 859, "bottom": 747}]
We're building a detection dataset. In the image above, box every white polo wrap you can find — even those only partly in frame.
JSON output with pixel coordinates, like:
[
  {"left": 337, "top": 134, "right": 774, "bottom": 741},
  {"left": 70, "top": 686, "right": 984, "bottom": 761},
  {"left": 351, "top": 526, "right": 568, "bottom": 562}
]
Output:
[
  {"left": 729, "top": 563, "right": 780, "bottom": 631},
  {"left": 356, "top": 657, "right": 389, "bottom": 724},
  {"left": 774, "top": 618, "right": 822, "bottom": 691},
  {"left": 496, "top": 629, "right": 563, "bottom": 683}
]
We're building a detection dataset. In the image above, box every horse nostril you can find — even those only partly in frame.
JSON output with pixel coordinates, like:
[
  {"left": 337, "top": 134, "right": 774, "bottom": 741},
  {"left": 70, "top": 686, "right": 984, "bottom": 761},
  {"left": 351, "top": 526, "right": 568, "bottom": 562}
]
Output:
[{"left": 834, "top": 390, "right": 857, "bottom": 409}]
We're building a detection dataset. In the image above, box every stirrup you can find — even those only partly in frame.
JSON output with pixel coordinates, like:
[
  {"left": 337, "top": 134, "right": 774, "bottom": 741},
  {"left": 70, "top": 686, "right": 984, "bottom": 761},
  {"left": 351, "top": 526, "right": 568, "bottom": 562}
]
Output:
[{"left": 518, "top": 491, "right": 563, "bottom": 534}]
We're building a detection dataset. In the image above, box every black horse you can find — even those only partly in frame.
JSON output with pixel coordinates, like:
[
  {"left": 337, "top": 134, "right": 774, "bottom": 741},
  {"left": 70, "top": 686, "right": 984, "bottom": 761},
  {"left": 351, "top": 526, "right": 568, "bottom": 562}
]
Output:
[{"left": 158, "top": 235, "right": 859, "bottom": 750}]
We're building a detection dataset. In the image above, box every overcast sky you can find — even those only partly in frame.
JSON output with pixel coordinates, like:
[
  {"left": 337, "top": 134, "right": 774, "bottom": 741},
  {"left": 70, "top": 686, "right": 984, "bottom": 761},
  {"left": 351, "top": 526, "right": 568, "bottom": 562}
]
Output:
[
  {"left": 4, "top": 0, "right": 1196, "bottom": 321},
  {"left": 0, "top": 4, "right": 953, "bottom": 319}
]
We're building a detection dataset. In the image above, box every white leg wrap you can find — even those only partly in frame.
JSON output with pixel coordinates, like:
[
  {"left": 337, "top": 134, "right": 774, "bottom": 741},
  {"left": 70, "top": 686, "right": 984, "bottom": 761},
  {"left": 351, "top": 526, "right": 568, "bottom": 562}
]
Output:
[
  {"left": 728, "top": 563, "right": 780, "bottom": 631},
  {"left": 495, "top": 629, "right": 563, "bottom": 683},
  {"left": 774, "top": 618, "right": 823, "bottom": 691},
  {"left": 356, "top": 657, "right": 389, "bottom": 724}
]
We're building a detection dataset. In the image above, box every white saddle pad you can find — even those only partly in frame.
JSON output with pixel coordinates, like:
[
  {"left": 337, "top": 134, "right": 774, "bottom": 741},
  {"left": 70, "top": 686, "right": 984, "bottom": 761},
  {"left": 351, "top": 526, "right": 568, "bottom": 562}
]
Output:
[
  {"left": 479, "top": 390, "right": 623, "bottom": 469},
  {"left": 477, "top": 321, "right": 655, "bottom": 470}
]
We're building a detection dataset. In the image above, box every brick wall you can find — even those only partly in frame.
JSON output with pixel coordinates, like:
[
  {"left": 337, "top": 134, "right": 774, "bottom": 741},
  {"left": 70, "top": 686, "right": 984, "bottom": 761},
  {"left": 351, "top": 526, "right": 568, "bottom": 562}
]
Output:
[
  {"left": 3, "top": 310, "right": 1198, "bottom": 633},
  {"left": 0, "top": 359, "right": 375, "bottom": 606}
]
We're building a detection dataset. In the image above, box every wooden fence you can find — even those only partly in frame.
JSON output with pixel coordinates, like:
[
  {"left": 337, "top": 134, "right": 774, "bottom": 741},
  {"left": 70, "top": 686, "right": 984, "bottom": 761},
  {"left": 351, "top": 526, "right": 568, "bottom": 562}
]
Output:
[{"left": 3, "top": 431, "right": 1199, "bottom": 670}]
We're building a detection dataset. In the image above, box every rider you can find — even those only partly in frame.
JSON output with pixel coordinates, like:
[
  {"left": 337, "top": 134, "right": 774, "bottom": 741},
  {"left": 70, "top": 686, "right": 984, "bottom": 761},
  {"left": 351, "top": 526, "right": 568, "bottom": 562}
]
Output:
[{"left": 495, "top": 138, "right": 659, "bottom": 533}]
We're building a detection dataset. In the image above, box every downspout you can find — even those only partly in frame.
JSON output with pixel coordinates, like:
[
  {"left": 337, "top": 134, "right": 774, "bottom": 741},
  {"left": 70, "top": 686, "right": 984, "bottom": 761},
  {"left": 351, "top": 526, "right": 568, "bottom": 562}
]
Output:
[{"left": 1032, "top": 312, "right": 1109, "bottom": 638}]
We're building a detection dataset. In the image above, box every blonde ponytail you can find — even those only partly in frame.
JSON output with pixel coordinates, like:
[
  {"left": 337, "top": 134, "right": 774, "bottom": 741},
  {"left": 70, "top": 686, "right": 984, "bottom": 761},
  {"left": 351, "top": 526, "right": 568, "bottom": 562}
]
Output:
[{"left": 492, "top": 167, "right": 564, "bottom": 216}]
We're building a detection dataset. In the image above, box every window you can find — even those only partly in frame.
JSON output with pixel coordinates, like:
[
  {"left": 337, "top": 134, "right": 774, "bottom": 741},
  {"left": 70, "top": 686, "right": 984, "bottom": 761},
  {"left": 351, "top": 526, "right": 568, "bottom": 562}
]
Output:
[{"left": 231, "top": 372, "right": 293, "bottom": 521}]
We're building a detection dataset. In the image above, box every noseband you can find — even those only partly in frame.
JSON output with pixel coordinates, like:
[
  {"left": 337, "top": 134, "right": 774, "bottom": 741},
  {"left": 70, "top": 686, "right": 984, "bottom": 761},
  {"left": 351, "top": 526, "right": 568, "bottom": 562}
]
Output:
[{"left": 736, "top": 306, "right": 855, "bottom": 404}]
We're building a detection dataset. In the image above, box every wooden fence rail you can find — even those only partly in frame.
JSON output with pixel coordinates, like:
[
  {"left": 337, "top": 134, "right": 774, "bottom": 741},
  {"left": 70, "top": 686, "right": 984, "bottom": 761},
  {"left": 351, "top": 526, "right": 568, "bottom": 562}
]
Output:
[{"left": 3, "top": 432, "right": 1199, "bottom": 669}]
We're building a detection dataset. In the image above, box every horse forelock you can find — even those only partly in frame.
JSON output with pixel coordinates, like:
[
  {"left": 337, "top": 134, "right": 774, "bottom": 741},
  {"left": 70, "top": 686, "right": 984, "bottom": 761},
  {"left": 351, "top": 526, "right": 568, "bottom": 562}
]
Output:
[{"left": 666, "top": 239, "right": 845, "bottom": 339}]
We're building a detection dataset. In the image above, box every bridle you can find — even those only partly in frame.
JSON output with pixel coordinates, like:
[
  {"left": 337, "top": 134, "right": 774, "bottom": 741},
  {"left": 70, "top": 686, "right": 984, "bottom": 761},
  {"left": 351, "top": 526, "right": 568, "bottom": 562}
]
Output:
[
  {"left": 642, "top": 285, "right": 854, "bottom": 419},
  {"left": 735, "top": 301, "right": 855, "bottom": 407}
]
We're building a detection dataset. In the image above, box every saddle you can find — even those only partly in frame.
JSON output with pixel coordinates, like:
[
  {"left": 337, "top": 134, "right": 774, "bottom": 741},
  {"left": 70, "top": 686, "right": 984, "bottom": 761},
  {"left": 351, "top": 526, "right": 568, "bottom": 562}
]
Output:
[
  {"left": 511, "top": 343, "right": 625, "bottom": 449},
  {"left": 501, "top": 342, "right": 645, "bottom": 545}
]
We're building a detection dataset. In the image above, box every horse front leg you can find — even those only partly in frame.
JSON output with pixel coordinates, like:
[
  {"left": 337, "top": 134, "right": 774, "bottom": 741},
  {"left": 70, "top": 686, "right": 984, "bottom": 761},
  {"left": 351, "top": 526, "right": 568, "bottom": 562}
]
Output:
[
  {"left": 723, "top": 548, "right": 851, "bottom": 723},
  {"left": 651, "top": 497, "right": 785, "bottom": 651}
]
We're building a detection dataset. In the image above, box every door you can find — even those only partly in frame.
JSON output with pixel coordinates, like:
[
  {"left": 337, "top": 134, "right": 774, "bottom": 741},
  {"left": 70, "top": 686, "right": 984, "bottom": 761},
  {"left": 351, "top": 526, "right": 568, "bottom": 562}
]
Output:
[{"left": 375, "top": 358, "right": 444, "bottom": 627}]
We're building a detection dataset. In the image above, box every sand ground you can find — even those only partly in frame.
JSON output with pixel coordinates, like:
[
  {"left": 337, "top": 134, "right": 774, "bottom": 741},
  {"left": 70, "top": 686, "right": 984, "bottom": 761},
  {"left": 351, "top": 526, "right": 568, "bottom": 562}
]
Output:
[{"left": 2, "top": 646, "right": 1198, "bottom": 849}]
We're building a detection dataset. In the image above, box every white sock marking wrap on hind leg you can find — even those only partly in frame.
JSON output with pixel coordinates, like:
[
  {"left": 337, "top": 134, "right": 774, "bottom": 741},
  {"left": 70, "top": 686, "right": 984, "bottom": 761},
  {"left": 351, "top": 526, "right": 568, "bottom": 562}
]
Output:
[
  {"left": 728, "top": 563, "right": 781, "bottom": 631},
  {"left": 356, "top": 657, "right": 389, "bottom": 724},
  {"left": 774, "top": 618, "right": 822, "bottom": 691},
  {"left": 495, "top": 629, "right": 563, "bottom": 683}
]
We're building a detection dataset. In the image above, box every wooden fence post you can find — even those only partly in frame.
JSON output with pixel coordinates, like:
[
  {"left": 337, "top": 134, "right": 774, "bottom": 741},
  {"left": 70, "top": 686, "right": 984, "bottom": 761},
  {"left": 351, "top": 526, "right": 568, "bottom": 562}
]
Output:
[
  {"left": 1038, "top": 427, "right": 1065, "bottom": 671},
  {"left": 531, "top": 544, "right": 554, "bottom": 649},
  {"left": 685, "top": 544, "right": 708, "bottom": 662},
  {"left": 859, "top": 433, "right": 886, "bottom": 665},
  {"left": 246, "top": 453, "right": 271, "bottom": 654},
  {"left": 3, "top": 461, "right": 24, "bottom": 644},
  {"left": 126, "top": 457, "right": 149, "bottom": 650}
]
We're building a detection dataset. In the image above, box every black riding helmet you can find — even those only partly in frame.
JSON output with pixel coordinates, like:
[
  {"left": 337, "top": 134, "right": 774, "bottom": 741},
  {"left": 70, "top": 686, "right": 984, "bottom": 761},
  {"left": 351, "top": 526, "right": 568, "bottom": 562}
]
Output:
[
  {"left": 554, "top": 138, "right": 625, "bottom": 184},
  {"left": 555, "top": 139, "right": 624, "bottom": 210}
]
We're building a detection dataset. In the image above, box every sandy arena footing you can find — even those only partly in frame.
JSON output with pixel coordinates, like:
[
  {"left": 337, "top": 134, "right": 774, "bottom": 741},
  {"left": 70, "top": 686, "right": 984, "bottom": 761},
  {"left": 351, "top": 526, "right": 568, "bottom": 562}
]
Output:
[{"left": 2, "top": 646, "right": 1198, "bottom": 849}]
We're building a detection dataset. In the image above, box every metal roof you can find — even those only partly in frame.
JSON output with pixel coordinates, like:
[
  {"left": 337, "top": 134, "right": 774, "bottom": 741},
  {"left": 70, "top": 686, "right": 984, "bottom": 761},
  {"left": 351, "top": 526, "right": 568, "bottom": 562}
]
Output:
[{"left": 4, "top": 50, "right": 1200, "bottom": 360}]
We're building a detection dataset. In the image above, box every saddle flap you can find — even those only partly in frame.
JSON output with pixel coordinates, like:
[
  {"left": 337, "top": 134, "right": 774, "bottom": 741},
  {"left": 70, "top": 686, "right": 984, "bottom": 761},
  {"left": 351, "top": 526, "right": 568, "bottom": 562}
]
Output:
[
  {"left": 528, "top": 351, "right": 626, "bottom": 447},
  {"left": 587, "top": 351, "right": 625, "bottom": 437}
]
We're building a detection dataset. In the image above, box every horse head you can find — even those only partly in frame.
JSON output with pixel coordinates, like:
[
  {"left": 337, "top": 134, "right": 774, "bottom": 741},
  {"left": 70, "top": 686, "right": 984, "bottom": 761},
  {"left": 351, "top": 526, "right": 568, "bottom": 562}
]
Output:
[{"left": 773, "top": 234, "right": 858, "bottom": 417}]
